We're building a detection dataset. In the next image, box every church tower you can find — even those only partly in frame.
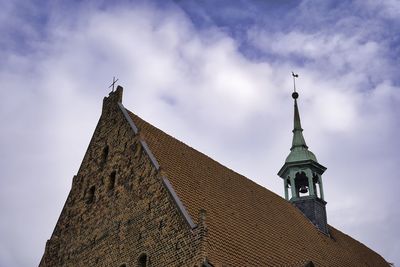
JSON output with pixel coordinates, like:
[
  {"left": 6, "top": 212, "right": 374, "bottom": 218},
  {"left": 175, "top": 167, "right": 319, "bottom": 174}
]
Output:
[{"left": 278, "top": 83, "right": 329, "bottom": 235}]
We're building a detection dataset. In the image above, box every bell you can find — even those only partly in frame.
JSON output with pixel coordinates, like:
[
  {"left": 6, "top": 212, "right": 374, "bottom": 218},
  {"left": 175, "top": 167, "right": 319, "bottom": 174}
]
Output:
[{"left": 299, "top": 185, "right": 308, "bottom": 194}]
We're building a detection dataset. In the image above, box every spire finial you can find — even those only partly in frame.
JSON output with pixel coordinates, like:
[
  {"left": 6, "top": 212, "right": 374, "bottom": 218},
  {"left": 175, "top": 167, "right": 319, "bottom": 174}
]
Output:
[{"left": 291, "top": 72, "right": 299, "bottom": 99}]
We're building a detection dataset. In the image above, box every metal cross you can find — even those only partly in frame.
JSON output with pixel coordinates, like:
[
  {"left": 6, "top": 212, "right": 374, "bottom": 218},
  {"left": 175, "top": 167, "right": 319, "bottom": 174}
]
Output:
[
  {"left": 109, "top": 76, "right": 119, "bottom": 92},
  {"left": 291, "top": 72, "right": 299, "bottom": 92}
]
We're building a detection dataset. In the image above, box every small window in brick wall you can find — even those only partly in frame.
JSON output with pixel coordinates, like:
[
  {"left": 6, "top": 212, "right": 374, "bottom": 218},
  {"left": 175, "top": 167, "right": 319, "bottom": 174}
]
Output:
[
  {"left": 138, "top": 254, "right": 147, "bottom": 267},
  {"left": 86, "top": 185, "right": 95, "bottom": 204},
  {"left": 108, "top": 171, "right": 116, "bottom": 191}
]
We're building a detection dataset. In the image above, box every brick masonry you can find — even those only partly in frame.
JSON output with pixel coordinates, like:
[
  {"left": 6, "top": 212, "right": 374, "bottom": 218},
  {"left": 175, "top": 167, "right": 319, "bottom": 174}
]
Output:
[{"left": 39, "top": 87, "right": 207, "bottom": 267}]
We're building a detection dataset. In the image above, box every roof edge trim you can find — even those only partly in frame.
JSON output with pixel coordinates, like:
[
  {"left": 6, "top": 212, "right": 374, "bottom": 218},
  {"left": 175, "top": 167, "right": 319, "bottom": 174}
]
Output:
[
  {"left": 162, "top": 177, "right": 196, "bottom": 229},
  {"left": 140, "top": 140, "right": 160, "bottom": 170},
  {"left": 118, "top": 103, "right": 139, "bottom": 134}
]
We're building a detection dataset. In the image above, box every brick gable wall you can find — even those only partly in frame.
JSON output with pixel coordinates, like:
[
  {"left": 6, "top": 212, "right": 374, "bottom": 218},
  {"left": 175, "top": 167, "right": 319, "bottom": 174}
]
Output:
[{"left": 40, "top": 88, "right": 206, "bottom": 267}]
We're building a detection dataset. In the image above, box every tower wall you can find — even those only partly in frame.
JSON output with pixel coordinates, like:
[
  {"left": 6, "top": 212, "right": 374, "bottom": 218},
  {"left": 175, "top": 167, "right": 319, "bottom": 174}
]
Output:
[{"left": 292, "top": 197, "right": 328, "bottom": 235}]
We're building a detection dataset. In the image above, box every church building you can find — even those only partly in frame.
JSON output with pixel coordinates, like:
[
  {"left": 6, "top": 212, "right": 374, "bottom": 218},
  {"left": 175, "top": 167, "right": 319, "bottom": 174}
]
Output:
[{"left": 40, "top": 85, "right": 389, "bottom": 266}]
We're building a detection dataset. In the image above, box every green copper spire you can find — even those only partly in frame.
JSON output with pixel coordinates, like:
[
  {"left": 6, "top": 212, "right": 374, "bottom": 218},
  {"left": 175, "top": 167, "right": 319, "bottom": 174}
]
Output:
[
  {"left": 292, "top": 93, "right": 308, "bottom": 149},
  {"left": 278, "top": 73, "right": 328, "bottom": 234},
  {"left": 285, "top": 91, "right": 318, "bottom": 163}
]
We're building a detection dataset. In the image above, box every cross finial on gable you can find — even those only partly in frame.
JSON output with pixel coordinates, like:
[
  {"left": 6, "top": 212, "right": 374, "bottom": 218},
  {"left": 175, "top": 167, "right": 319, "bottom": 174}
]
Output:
[
  {"left": 109, "top": 76, "right": 119, "bottom": 92},
  {"left": 102, "top": 83, "right": 124, "bottom": 114}
]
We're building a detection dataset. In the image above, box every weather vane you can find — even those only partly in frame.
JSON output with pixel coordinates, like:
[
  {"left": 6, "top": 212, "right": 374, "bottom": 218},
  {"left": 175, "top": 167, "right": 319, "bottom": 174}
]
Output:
[
  {"left": 109, "top": 76, "right": 119, "bottom": 92},
  {"left": 291, "top": 72, "right": 299, "bottom": 99}
]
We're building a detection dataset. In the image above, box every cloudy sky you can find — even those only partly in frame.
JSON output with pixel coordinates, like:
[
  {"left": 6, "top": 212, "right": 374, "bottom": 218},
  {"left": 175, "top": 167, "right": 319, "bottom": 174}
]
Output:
[{"left": 1, "top": 0, "right": 399, "bottom": 266}]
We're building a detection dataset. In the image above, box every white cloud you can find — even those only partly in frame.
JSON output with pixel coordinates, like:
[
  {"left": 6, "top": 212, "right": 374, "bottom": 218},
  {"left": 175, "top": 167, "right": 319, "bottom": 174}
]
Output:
[
  {"left": 359, "top": 0, "right": 400, "bottom": 19},
  {"left": 249, "top": 29, "right": 389, "bottom": 84}
]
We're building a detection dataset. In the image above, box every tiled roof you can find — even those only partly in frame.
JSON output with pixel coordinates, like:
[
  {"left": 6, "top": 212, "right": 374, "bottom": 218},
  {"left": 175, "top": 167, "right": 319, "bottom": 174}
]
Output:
[{"left": 127, "top": 110, "right": 389, "bottom": 267}]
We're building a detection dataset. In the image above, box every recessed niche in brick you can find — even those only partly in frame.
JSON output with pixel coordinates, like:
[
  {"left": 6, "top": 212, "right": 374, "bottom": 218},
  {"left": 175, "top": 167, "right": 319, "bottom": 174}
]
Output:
[
  {"left": 108, "top": 171, "right": 116, "bottom": 191},
  {"left": 159, "top": 220, "right": 164, "bottom": 230},
  {"left": 86, "top": 185, "right": 95, "bottom": 204},
  {"left": 138, "top": 254, "right": 147, "bottom": 267},
  {"left": 100, "top": 145, "right": 109, "bottom": 167}
]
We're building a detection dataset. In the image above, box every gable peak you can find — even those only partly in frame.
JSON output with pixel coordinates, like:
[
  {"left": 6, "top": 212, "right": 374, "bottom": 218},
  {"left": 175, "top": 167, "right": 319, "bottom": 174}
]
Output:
[{"left": 102, "top": 85, "right": 123, "bottom": 112}]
